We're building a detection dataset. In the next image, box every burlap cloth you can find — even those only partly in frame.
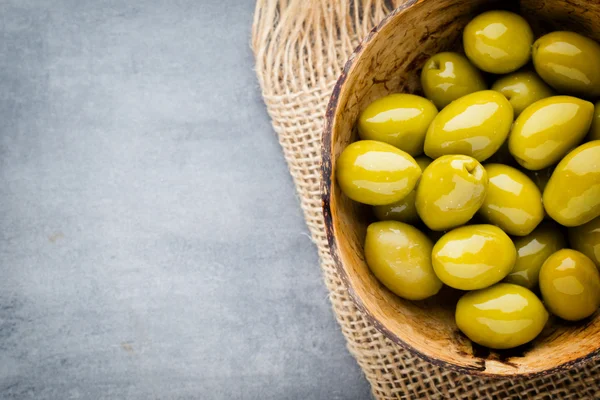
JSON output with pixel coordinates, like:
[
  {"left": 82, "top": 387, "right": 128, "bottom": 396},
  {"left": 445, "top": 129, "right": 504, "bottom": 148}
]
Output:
[{"left": 251, "top": 1, "right": 600, "bottom": 398}]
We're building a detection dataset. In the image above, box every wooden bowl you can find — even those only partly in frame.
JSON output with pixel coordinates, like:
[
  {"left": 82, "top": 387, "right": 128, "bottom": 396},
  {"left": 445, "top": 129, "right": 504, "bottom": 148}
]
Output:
[{"left": 322, "top": 0, "right": 600, "bottom": 377}]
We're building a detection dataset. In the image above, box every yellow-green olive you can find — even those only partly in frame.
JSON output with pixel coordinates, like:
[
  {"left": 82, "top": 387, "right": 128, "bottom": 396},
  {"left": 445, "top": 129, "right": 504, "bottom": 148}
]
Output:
[
  {"left": 504, "top": 222, "right": 567, "bottom": 289},
  {"left": 432, "top": 224, "right": 516, "bottom": 290},
  {"left": 491, "top": 71, "right": 554, "bottom": 117},
  {"left": 479, "top": 164, "right": 544, "bottom": 236},
  {"left": 424, "top": 90, "right": 513, "bottom": 161},
  {"left": 456, "top": 283, "right": 548, "bottom": 349},
  {"left": 569, "top": 217, "right": 600, "bottom": 269},
  {"left": 539, "top": 249, "right": 600, "bottom": 321},
  {"left": 336, "top": 140, "right": 421, "bottom": 206},
  {"left": 415, "top": 155, "right": 488, "bottom": 231},
  {"left": 421, "top": 52, "right": 486, "bottom": 109},
  {"left": 364, "top": 221, "right": 443, "bottom": 300},
  {"left": 532, "top": 31, "right": 600, "bottom": 98},
  {"left": 508, "top": 96, "right": 593, "bottom": 171},
  {"left": 590, "top": 101, "right": 600, "bottom": 141},
  {"left": 463, "top": 11, "right": 533, "bottom": 74},
  {"left": 358, "top": 94, "right": 438, "bottom": 156},
  {"left": 543, "top": 141, "right": 600, "bottom": 227},
  {"left": 373, "top": 157, "right": 432, "bottom": 223}
]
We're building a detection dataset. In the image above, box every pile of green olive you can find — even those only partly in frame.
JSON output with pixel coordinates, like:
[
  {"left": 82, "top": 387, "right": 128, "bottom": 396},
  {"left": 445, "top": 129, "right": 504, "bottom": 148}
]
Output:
[{"left": 337, "top": 10, "right": 600, "bottom": 350}]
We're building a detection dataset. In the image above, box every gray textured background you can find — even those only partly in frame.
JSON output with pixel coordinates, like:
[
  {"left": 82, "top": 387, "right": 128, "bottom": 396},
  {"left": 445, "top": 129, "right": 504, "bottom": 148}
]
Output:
[{"left": 0, "top": 1, "right": 371, "bottom": 399}]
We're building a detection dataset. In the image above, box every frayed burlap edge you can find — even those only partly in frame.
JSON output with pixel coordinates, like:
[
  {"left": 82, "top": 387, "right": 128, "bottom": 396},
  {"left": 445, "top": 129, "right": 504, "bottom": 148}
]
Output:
[{"left": 251, "top": 1, "right": 600, "bottom": 398}]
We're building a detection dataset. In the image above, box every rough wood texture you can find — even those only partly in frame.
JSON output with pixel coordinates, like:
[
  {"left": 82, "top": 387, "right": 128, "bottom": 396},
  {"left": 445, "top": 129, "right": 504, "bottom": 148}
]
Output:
[{"left": 322, "top": 0, "right": 600, "bottom": 377}]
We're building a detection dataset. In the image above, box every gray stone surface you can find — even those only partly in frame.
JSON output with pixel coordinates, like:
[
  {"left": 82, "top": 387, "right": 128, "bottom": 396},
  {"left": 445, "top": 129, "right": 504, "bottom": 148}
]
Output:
[{"left": 0, "top": 1, "right": 371, "bottom": 399}]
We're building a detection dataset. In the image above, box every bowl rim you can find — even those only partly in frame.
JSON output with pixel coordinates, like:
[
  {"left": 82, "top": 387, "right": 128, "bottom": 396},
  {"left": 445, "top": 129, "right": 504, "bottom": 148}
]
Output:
[{"left": 320, "top": 0, "right": 600, "bottom": 378}]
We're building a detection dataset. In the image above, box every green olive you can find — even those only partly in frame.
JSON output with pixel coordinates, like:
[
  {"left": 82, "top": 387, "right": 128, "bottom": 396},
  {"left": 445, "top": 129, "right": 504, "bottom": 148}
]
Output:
[
  {"left": 424, "top": 90, "right": 513, "bottom": 162},
  {"left": 358, "top": 94, "right": 438, "bottom": 156},
  {"left": 463, "top": 11, "right": 533, "bottom": 74},
  {"left": 508, "top": 96, "right": 593, "bottom": 171},
  {"left": 479, "top": 164, "right": 544, "bottom": 236},
  {"left": 364, "top": 221, "right": 443, "bottom": 300},
  {"left": 504, "top": 222, "right": 567, "bottom": 289},
  {"left": 415, "top": 155, "right": 488, "bottom": 231},
  {"left": 336, "top": 140, "right": 421, "bottom": 206},
  {"left": 590, "top": 101, "right": 600, "bottom": 141},
  {"left": 569, "top": 217, "right": 600, "bottom": 269},
  {"left": 491, "top": 71, "right": 554, "bottom": 117},
  {"left": 539, "top": 249, "right": 600, "bottom": 321},
  {"left": 420, "top": 52, "right": 486, "bottom": 110},
  {"left": 456, "top": 283, "right": 548, "bottom": 349},
  {"left": 373, "top": 157, "right": 432, "bottom": 223},
  {"left": 543, "top": 141, "right": 600, "bottom": 226},
  {"left": 532, "top": 31, "right": 600, "bottom": 98},
  {"left": 432, "top": 224, "right": 516, "bottom": 290}
]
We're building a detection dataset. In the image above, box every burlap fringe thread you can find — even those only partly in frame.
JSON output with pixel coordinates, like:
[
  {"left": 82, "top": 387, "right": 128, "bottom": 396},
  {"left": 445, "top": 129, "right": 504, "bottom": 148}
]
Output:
[{"left": 251, "top": 1, "right": 600, "bottom": 398}]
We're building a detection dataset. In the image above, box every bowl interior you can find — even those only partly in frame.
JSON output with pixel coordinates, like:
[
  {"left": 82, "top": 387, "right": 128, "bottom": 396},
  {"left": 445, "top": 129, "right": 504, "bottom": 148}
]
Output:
[{"left": 323, "top": 0, "right": 600, "bottom": 376}]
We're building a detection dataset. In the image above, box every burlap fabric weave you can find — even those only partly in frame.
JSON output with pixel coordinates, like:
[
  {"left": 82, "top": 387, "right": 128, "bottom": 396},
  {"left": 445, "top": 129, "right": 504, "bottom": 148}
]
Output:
[{"left": 251, "top": 1, "right": 600, "bottom": 398}]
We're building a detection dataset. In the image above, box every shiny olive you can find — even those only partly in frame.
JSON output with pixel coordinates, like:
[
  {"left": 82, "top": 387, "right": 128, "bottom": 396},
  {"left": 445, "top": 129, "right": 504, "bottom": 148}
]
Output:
[
  {"left": 491, "top": 71, "right": 554, "bottom": 117},
  {"left": 358, "top": 94, "right": 438, "bottom": 156},
  {"left": 478, "top": 164, "right": 544, "bottom": 236},
  {"left": 509, "top": 96, "right": 593, "bottom": 171},
  {"left": 569, "top": 217, "right": 600, "bottom": 269},
  {"left": 539, "top": 249, "right": 600, "bottom": 321},
  {"left": 532, "top": 31, "right": 600, "bottom": 98},
  {"left": 432, "top": 224, "right": 516, "bottom": 290},
  {"left": 420, "top": 52, "right": 486, "bottom": 109},
  {"left": 415, "top": 155, "right": 488, "bottom": 231},
  {"left": 463, "top": 11, "right": 533, "bottom": 74},
  {"left": 590, "top": 101, "right": 600, "bottom": 141},
  {"left": 336, "top": 140, "right": 421, "bottom": 206},
  {"left": 543, "top": 141, "right": 600, "bottom": 226},
  {"left": 364, "top": 221, "right": 443, "bottom": 300},
  {"left": 424, "top": 90, "right": 513, "bottom": 162},
  {"left": 456, "top": 283, "right": 548, "bottom": 349},
  {"left": 373, "top": 157, "right": 432, "bottom": 223},
  {"left": 504, "top": 222, "right": 567, "bottom": 289}
]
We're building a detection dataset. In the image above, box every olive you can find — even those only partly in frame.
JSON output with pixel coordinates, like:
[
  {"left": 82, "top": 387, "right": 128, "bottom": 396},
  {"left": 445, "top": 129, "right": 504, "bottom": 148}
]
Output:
[
  {"left": 478, "top": 164, "right": 544, "bottom": 236},
  {"left": 509, "top": 96, "right": 593, "bottom": 171},
  {"left": 456, "top": 283, "right": 548, "bottom": 349},
  {"left": 543, "top": 141, "right": 600, "bottom": 226},
  {"left": 424, "top": 90, "right": 513, "bottom": 162},
  {"left": 432, "top": 224, "right": 516, "bottom": 290},
  {"left": 336, "top": 140, "right": 421, "bottom": 206},
  {"left": 358, "top": 94, "right": 438, "bottom": 156},
  {"left": 420, "top": 52, "right": 486, "bottom": 110},
  {"left": 539, "top": 249, "right": 600, "bottom": 321},
  {"left": 504, "top": 222, "right": 567, "bottom": 289},
  {"left": 373, "top": 157, "right": 432, "bottom": 223},
  {"left": 463, "top": 10, "right": 533, "bottom": 74},
  {"left": 590, "top": 101, "right": 600, "bottom": 141},
  {"left": 532, "top": 31, "right": 600, "bottom": 98},
  {"left": 364, "top": 221, "right": 443, "bottom": 300},
  {"left": 491, "top": 70, "right": 554, "bottom": 117},
  {"left": 415, "top": 155, "right": 488, "bottom": 231},
  {"left": 569, "top": 217, "right": 600, "bottom": 269}
]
